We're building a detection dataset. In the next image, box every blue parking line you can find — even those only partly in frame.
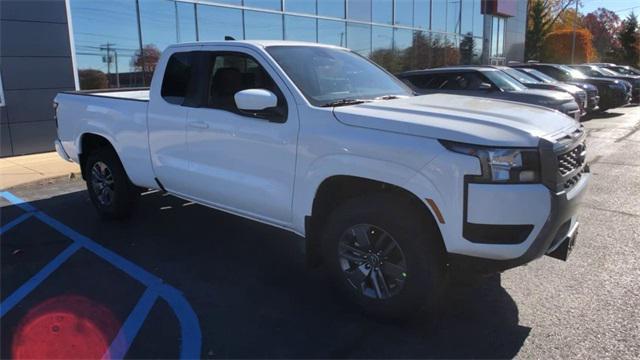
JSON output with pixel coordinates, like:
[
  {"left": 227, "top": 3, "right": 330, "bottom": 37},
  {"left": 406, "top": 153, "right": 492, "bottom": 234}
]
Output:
[
  {"left": 0, "top": 212, "right": 33, "bottom": 236},
  {"left": 0, "top": 191, "right": 202, "bottom": 358},
  {"left": 104, "top": 288, "right": 158, "bottom": 360},
  {"left": 0, "top": 242, "right": 82, "bottom": 317}
]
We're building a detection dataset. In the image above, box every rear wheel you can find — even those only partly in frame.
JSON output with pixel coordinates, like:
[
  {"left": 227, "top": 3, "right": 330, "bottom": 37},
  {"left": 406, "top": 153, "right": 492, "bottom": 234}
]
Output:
[
  {"left": 85, "top": 147, "right": 139, "bottom": 219},
  {"left": 321, "top": 193, "right": 445, "bottom": 320}
]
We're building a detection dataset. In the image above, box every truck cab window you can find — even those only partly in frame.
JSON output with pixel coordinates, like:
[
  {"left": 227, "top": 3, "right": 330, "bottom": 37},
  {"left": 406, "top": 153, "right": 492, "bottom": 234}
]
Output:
[
  {"left": 207, "top": 53, "right": 286, "bottom": 121},
  {"left": 161, "top": 52, "right": 193, "bottom": 105}
]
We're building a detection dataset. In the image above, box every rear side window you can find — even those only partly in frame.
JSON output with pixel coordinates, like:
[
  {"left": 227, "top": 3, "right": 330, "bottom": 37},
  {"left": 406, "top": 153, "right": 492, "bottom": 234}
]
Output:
[{"left": 161, "top": 52, "right": 193, "bottom": 105}]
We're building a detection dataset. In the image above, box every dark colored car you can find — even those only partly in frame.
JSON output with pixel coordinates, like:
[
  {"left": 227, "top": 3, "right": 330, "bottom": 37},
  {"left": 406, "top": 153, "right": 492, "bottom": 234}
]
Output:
[
  {"left": 512, "top": 63, "right": 630, "bottom": 111},
  {"left": 397, "top": 67, "right": 582, "bottom": 119},
  {"left": 588, "top": 63, "right": 640, "bottom": 76},
  {"left": 515, "top": 67, "right": 600, "bottom": 113},
  {"left": 570, "top": 64, "right": 639, "bottom": 103},
  {"left": 495, "top": 66, "right": 589, "bottom": 116}
]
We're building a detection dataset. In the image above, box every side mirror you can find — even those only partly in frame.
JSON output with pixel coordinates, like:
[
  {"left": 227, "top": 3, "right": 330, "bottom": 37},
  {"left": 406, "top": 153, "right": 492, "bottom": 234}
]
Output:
[
  {"left": 234, "top": 89, "right": 278, "bottom": 111},
  {"left": 479, "top": 82, "right": 493, "bottom": 91}
]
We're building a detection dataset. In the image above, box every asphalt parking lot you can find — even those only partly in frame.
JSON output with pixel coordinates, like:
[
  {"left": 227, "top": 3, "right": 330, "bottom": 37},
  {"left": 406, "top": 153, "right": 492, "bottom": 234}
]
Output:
[{"left": 1, "top": 105, "right": 639, "bottom": 359}]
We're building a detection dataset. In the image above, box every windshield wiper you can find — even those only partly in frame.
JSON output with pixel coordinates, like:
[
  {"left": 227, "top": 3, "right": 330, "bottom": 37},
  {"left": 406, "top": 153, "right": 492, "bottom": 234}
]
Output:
[
  {"left": 374, "top": 95, "right": 402, "bottom": 100},
  {"left": 321, "top": 98, "right": 370, "bottom": 107}
]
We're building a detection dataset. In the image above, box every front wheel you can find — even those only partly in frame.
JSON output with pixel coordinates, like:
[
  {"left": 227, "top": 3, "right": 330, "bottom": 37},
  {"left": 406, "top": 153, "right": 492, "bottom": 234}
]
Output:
[
  {"left": 85, "top": 147, "right": 139, "bottom": 219},
  {"left": 321, "top": 194, "right": 446, "bottom": 320}
]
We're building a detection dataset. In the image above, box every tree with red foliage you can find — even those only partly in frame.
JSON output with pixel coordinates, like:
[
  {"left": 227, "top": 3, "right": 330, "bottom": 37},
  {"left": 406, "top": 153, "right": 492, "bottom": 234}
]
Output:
[
  {"left": 542, "top": 28, "right": 596, "bottom": 63},
  {"left": 583, "top": 8, "right": 622, "bottom": 61}
]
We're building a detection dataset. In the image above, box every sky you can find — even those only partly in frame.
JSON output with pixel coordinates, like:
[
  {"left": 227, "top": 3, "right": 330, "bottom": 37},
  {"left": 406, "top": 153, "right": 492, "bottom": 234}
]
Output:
[{"left": 579, "top": 0, "right": 640, "bottom": 19}]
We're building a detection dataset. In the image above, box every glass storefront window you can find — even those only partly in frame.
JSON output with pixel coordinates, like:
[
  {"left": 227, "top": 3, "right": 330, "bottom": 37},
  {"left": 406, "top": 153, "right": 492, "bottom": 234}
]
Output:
[
  {"left": 139, "top": 0, "right": 179, "bottom": 51},
  {"left": 177, "top": 2, "right": 197, "bottom": 43},
  {"left": 318, "top": 0, "right": 345, "bottom": 19},
  {"left": 414, "top": 0, "right": 430, "bottom": 29},
  {"left": 394, "top": 0, "right": 413, "bottom": 26},
  {"left": 244, "top": 10, "right": 283, "bottom": 40},
  {"left": 244, "top": 0, "right": 281, "bottom": 11},
  {"left": 461, "top": 0, "right": 474, "bottom": 36},
  {"left": 285, "top": 15, "right": 317, "bottom": 42},
  {"left": 285, "top": 0, "right": 316, "bottom": 14},
  {"left": 318, "top": 19, "right": 346, "bottom": 46},
  {"left": 491, "top": 16, "right": 505, "bottom": 57},
  {"left": 347, "top": 22, "right": 371, "bottom": 57},
  {"left": 70, "top": 0, "right": 142, "bottom": 89},
  {"left": 370, "top": 26, "right": 394, "bottom": 71},
  {"left": 473, "top": 0, "right": 484, "bottom": 37},
  {"left": 347, "top": 0, "right": 371, "bottom": 22},
  {"left": 447, "top": 0, "right": 461, "bottom": 34},
  {"left": 198, "top": 5, "right": 243, "bottom": 41},
  {"left": 431, "top": 0, "right": 446, "bottom": 32},
  {"left": 372, "top": 0, "right": 392, "bottom": 24}
]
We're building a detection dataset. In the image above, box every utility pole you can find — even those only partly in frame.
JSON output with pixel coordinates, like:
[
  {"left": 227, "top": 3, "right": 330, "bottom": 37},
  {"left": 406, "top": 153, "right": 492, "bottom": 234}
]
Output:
[
  {"left": 100, "top": 43, "right": 115, "bottom": 87},
  {"left": 114, "top": 50, "right": 120, "bottom": 88},
  {"left": 570, "top": 0, "right": 579, "bottom": 64}
]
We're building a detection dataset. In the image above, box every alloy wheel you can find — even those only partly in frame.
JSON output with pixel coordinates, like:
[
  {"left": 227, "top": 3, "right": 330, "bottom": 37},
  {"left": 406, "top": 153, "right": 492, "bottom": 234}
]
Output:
[
  {"left": 337, "top": 224, "right": 408, "bottom": 300},
  {"left": 90, "top": 161, "right": 115, "bottom": 206}
]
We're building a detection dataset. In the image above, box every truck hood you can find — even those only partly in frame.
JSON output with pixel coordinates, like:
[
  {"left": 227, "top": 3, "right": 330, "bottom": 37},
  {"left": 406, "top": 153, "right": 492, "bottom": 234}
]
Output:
[{"left": 332, "top": 93, "right": 579, "bottom": 147}]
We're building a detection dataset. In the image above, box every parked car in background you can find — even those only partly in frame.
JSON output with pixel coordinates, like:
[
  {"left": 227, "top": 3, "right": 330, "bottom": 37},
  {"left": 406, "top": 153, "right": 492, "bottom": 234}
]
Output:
[
  {"left": 397, "top": 67, "right": 582, "bottom": 120},
  {"left": 54, "top": 41, "right": 590, "bottom": 319},
  {"left": 512, "top": 63, "right": 630, "bottom": 111},
  {"left": 514, "top": 67, "right": 600, "bottom": 113},
  {"left": 570, "top": 65, "right": 639, "bottom": 103},
  {"left": 588, "top": 63, "right": 640, "bottom": 76},
  {"left": 495, "top": 66, "right": 588, "bottom": 116}
]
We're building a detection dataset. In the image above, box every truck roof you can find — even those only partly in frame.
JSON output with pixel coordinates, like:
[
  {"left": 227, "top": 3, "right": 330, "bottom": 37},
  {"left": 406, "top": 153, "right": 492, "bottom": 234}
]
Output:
[{"left": 167, "top": 40, "right": 345, "bottom": 50}]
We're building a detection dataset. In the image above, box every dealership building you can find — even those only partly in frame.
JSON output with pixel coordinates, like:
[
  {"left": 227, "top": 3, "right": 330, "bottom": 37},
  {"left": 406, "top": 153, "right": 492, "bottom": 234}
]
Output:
[{"left": 0, "top": 0, "right": 527, "bottom": 157}]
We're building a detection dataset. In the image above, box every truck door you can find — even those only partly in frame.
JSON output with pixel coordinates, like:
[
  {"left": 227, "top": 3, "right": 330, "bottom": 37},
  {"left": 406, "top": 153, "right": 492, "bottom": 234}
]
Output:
[
  {"left": 148, "top": 50, "right": 195, "bottom": 195},
  {"left": 184, "top": 49, "right": 299, "bottom": 225}
]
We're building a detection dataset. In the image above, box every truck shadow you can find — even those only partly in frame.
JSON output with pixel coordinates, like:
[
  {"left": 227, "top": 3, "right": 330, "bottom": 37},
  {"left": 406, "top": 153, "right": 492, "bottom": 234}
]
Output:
[{"left": 1, "top": 186, "right": 529, "bottom": 359}]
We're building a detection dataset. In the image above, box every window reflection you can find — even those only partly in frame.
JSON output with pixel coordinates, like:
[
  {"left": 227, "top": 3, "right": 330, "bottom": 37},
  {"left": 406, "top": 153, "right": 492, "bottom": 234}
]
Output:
[
  {"left": 71, "top": 0, "right": 142, "bottom": 89},
  {"left": 198, "top": 5, "right": 243, "bottom": 41},
  {"left": 461, "top": 0, "right": 474, "bottom": 35},
  {"left": 285, "top": 0, "right": 316, "bottom": 14},
  {"left": 177, "top": 2, "right": 197, "bottom": 43},
  {"left": 285, "top": 15, "right": 317, "bottom": 42},
  {"left": 244, "top": 0, "right": 281, "bottom": 11},
  {"left": 447, "top": 0, "right": 461, "bottom": 34},
  {"left": 473, "top": 0, "right": 484, "bottom": 36},
  {"left": 318, "top": 19, "right": 346, "bottom": 46},
  {"left": 414, "top": 0, "right": 430, "bottom": 29},
  {"left": 347, "top": 0, "right": 371, "bottom": 22},
  {"left": 139, "top": 0, "right": 179, "bottom": 51},
  {"left": 244, "top": 10, "right": 283, "bottom": 40},
  {"left": 431, "top": 0, "right": 446, "bottom": 32},
  {"left": 395, "top": 0, "right": 413, "bottom": 26},
  {"left": 347, "top": 23, "right": 371, "bottom": 57},
  {"left": 371, "top": 26, "right": 394, "bottom": 71},
  {"left": 318, "top": 0, "right": 345, "bottom": 19},
  {"left": 460, "top": 35, "right": 482, "bottom": 64},
  {"left": 372, "top": 0, "right": 392, "bottom": 24}
]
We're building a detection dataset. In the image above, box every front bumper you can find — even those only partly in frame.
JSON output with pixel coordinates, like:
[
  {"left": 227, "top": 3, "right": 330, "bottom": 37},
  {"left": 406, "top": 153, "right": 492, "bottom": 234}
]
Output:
[
  {"left": 449, "top": 130, "right": 590, "bottom": 274},
  {"left": 450, "top": 171, "right": 589, "bottom": 273}
]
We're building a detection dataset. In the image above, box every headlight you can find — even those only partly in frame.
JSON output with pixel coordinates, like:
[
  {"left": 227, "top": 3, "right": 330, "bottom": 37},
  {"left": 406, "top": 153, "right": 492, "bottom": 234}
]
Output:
[
  {"left": 440, "top": 140, "right": 541, "bottom": 183},
  {"left": 608, "top": 81, "right": 624, "bottom": 89}
]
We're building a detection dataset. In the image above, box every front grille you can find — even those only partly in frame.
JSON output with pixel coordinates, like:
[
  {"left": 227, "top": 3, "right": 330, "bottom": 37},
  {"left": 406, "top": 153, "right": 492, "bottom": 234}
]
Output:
[
  {"left": 558, "top": 142, "right": 586, "bottom": 176},
  {"left": 563, "top": 167, "right": 585, "bottom": 189}
]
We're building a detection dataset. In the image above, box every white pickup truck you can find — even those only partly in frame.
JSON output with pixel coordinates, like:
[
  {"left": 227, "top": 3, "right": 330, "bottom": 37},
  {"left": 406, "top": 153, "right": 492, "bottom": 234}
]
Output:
[{"left": 55, "top": 41, "right": 589, "bottom": 318}]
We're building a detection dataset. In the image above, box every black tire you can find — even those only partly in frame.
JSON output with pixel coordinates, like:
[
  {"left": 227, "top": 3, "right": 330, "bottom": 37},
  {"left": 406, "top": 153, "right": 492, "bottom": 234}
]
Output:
[
  {"left": 321, "top": 193, "right": 446, "bottom": 320},
  {"left": 85, "top": 147, "right": 139, "bottom": 219}
]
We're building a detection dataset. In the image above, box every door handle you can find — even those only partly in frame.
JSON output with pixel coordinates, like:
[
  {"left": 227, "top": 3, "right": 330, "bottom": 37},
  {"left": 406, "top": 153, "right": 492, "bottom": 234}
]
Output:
[{"left": 188, "top": 121, "right": 209, "bottom": 129}]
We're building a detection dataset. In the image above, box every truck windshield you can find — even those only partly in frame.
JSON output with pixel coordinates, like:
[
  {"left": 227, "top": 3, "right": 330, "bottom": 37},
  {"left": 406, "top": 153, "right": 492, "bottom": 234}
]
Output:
[
  {"left": 483, "top": 70, "right": 528, "bottom": 91},
  {"left": 266, "top": 46, "right": 412, "bottom": 107},
  {"left": 523, "top": 68, "right": 557, "bottom": 83},
  {"left": 501, "top": 68, "right": 539, "bottom": 84},
  {"left": 558, "top": 65, "right": 588, "bottom": 79}
]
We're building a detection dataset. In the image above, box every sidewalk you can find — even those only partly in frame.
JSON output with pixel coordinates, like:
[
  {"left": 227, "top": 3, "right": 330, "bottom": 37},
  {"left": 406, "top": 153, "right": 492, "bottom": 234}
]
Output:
[{"left": 0, "top": 152, "right": 80, "bottom": 190}]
